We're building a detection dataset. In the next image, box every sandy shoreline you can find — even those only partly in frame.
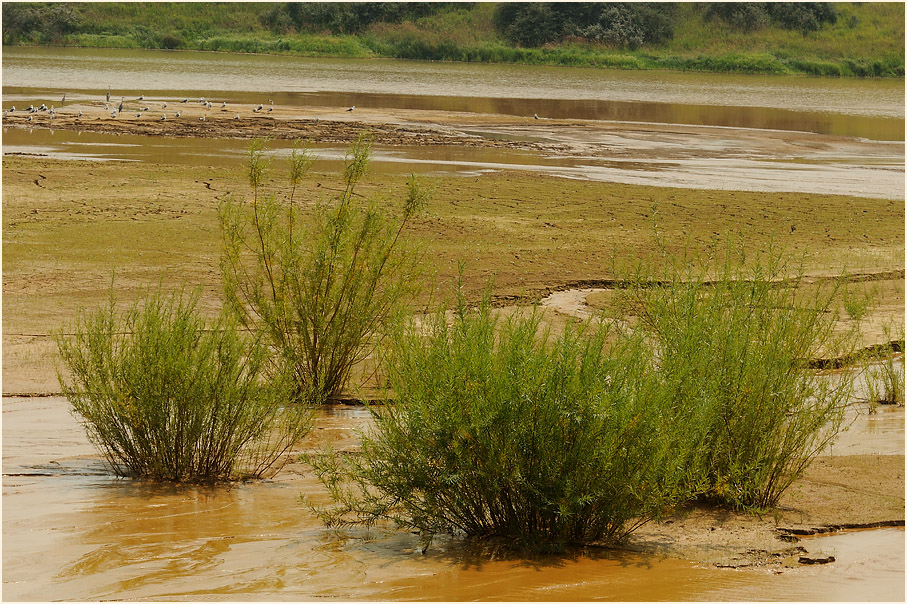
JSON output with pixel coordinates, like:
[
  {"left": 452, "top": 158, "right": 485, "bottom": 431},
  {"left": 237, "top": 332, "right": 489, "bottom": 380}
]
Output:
[
  {"left": 5, "top": 98, "right": 902, "bottom": 157},
  {"left": 6, "top": 98, "right": 904, "bottom": 201}
]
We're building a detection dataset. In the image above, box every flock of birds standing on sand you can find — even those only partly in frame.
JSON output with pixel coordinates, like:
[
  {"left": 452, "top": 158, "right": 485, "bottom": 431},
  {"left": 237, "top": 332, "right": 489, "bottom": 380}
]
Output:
[
  {"left": 2, "top": 90, "right": 368, "bottom": 125},
  {"left": 5, "top": 92, "right": 545, "bottom": 126}
]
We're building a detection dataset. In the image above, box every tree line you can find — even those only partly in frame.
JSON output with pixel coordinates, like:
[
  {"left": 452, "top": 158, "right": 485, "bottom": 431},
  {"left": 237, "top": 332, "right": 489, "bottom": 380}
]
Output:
[{"left": 4, "top": 2, "right": 840, "bottom": 49}]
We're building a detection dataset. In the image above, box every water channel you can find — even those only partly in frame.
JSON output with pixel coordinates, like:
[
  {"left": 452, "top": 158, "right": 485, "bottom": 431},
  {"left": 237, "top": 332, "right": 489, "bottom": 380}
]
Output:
[
  {"left": 3, "top": 47, "right": 905, "bottom": 199},
  {"left": 3, "top": 396, "right": 904, "bottom": 601},
  {"left": 2, "top": 47, "right": 905, "bottom": 600}
]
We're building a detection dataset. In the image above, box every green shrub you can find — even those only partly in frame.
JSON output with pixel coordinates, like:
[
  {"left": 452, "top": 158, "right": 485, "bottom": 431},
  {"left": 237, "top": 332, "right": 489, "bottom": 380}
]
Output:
[
  {"left": 220, "top": 137, "right": 428, "bottom": 403},
  {"left": 865, "top": 323, "right": 905, "bottom": 407},
  {"left": 621, "top": 244, "right": 854, "bottom": 509},
  {"left": 311, "top": 287, "right": 688, "bottom": 550},
  {"left": 56, "top": 287, "right": 312, "bottom": 482},
  {"left": 866, "top": 356, "right": 905, "bottom": 407},
  {"left": 157, "top": 32, "right": 183, "bottom": 49},
  {"left": 703, "top": 3, "right": 769, "bottom": 32},
  {"left": 705, "top": 3, "right": 837, "bottom": 34},
  {"left": 2, "top": 2, "right": 80, "bottom": 44},
  {"left": 267, "top": 2, "right": 455, "bottom": 35}
]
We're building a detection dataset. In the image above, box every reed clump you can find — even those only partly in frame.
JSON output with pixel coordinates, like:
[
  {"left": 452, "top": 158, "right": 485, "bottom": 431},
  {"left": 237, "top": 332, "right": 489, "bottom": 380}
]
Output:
[
  {"left": 864, "top": 323, "right": 905, "bottom": 407},
  {"left": 56, "top": 288, "right": 312, "bottom": 482}
]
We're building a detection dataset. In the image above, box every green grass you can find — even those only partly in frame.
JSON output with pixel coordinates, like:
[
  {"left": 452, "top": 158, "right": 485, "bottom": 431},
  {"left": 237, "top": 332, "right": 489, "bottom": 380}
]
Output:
[{"left": 4, "top": 2, "right": 903, "bottom": 76}]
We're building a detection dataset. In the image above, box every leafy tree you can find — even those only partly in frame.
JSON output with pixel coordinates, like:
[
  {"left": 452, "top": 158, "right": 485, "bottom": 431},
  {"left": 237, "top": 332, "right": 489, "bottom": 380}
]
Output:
[
  {"left": 493, "top": 3, "right": 676, "bottom": 49},
  {"left": 2, "top": 2, "right": 80, "bottom": 44}
]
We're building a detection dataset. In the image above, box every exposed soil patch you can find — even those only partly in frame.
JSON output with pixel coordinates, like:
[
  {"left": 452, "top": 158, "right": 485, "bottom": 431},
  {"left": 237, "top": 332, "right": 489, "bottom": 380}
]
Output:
[
  {"left": 628, "top": 452, "right": 904, "bottom": 569},
  {"left": 5, "top": 100, "right": 902, "bottom": 171},
  {"left": 4, "top": 103, "right": 556, "bottom": 151}
]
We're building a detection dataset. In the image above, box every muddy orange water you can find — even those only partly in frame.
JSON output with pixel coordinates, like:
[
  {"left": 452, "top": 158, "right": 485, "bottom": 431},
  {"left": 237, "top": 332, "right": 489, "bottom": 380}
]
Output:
[{"left": 3, "top": 396, "right": 903, "bottom": 601}]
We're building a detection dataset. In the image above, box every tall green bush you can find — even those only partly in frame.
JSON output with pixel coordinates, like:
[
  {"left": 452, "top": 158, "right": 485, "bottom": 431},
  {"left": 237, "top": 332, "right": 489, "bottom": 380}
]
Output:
[
  {"left": 2, "top": 2, "right": 80, "bottom": 44},
  {"left": 220, "top": 137, "right": 428, "bottom": 403},
  {"left": 311, "top": 287, "right": 688, "bottom": 550},
  {"left": 704, "top": 3, "right": 838, "bottom": 34},
  {"left": 620, "top": 244, "right": 855, "bottom": 508},
  {"left": 56, "top": 288, "right": 311, "bottom": 482},
  {"left": 864, "top": 322, "right": 905, "bottom": 407}
]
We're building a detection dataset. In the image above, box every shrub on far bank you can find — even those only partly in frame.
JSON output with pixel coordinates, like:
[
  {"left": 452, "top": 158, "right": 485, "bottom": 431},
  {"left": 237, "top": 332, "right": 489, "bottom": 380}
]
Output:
[
  {"left": 56, "top": 287, "right": 312, "bottom": 482},
  {"left": 311, "top": 287, "right": 689, "bottom": 551}
]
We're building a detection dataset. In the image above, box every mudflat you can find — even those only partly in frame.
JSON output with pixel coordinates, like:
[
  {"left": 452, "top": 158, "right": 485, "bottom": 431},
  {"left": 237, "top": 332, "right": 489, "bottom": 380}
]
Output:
[{"left": 2, "top": 101, "right": 903, "bottom": 579}]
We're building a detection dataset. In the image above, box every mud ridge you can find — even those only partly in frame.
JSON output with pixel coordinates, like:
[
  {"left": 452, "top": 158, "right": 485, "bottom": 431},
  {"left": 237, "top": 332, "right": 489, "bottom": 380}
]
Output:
[
  {"left": 492, "top": 268, "right": 906, "bottom": 309},
  {"left": 809, "top": 339, "right": 904, "bottom": 370},
  {"left": 2, "top": 115, "right": 543, "bottom": 151},
  {"left": 779, "top": 519, "right": 906, "bottom": 537}
]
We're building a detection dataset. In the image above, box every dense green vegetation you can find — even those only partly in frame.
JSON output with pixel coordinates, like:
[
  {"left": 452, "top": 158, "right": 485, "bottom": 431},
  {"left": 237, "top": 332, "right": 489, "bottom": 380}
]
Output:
[
  {"left": 56, "top": 287, "right": 313, "bottom": 482},
  {"left": 312, "top": 288, "right": 689, "bottom": 550},
  {"left": 312, "top": 244, "right": 859, "bottom": 548},
  {"left": 3, "top": 2, "right": 903, "bottom": 77},
  {"left": 220, "top": 137, "right": 427, "bottom": 404},
  {"left": 57, "top": 136, "right": 428, "bottom": 482},
  {"left": 619, "top": 245, "right": 855, "bottom": 509},
  {"left": 864, "top": 323, "right": 906, "bottom": 407}
]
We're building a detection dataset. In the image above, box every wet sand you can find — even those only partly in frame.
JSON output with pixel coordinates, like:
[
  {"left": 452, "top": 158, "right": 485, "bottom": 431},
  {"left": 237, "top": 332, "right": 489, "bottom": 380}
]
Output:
[{"left": 4, "top": 99, "right": 903, "bottom": 199}]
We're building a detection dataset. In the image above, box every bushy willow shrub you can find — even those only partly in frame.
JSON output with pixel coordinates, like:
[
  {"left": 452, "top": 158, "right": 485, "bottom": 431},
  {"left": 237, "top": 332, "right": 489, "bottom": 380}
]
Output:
[
  {"left": 621, "top": 246, "right": 855, "bottom": 509},
  {"left": 311, "top": 242, "right": 860, "bottom": 547},
  {"left": 865, "top": 323, "right": 905, "bottom": 407},
  {"left": 56, "top": 288, "right": 312, "bottom": 482},
  {"left": 312, "top": 290, "right": 689, "bottom": 550},
  {"left": 220, "top": 136, "right": 429, "bottom": 403}
]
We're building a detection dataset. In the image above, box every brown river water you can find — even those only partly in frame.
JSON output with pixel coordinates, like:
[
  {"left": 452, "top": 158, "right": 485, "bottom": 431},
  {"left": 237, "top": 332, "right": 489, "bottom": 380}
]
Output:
[{"left": 2, "top": 396, "right": 904, "bottom": 601}]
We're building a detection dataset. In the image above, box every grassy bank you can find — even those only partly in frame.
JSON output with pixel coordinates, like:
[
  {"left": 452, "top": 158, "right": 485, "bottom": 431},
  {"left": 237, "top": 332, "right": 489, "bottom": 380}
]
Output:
[{"left": 3, "top": 3, "right": 903, "bottom": 77}]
